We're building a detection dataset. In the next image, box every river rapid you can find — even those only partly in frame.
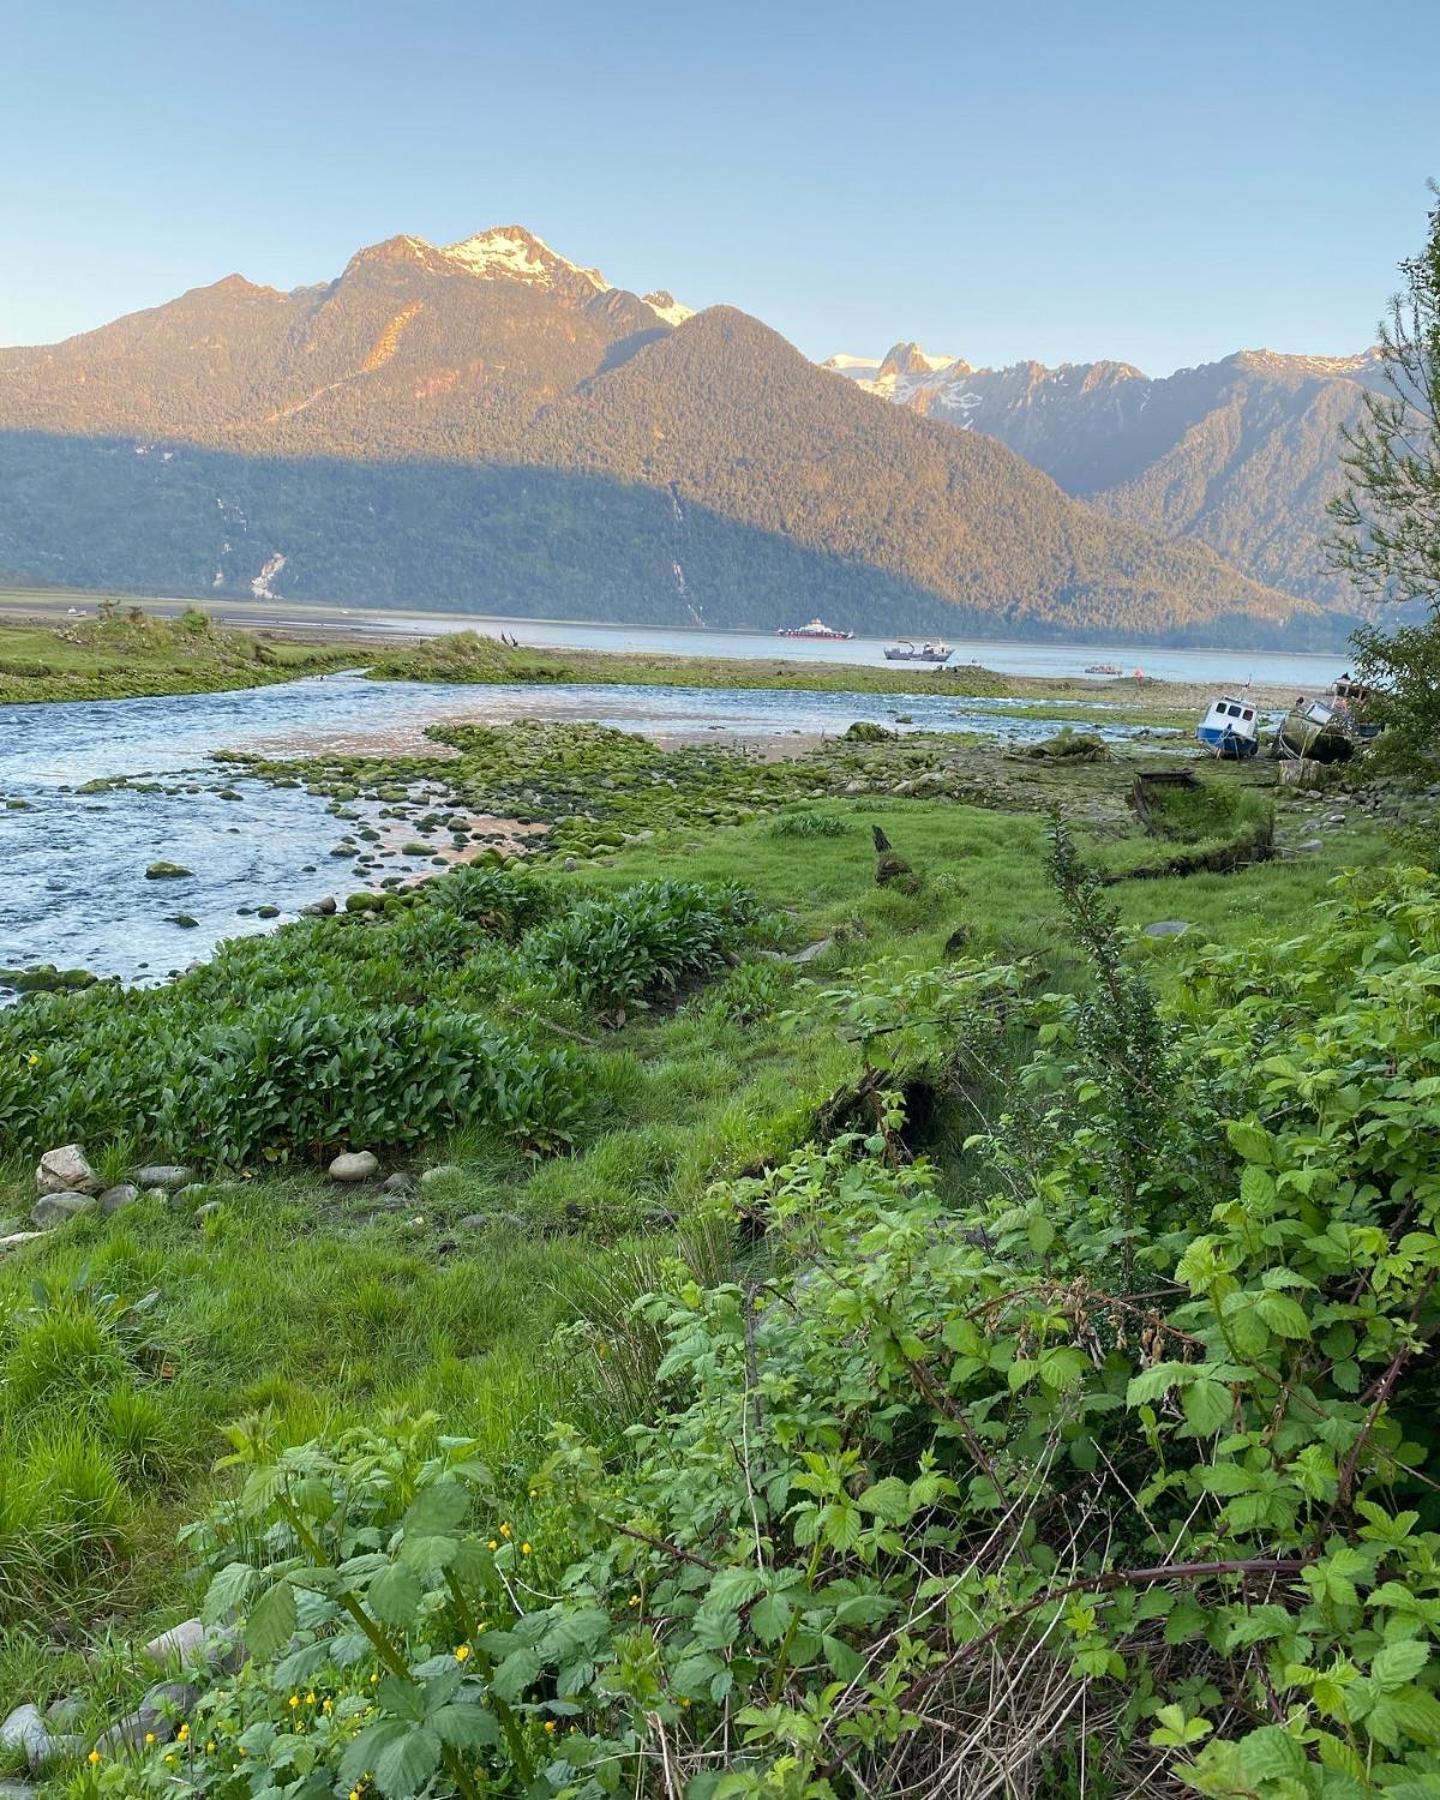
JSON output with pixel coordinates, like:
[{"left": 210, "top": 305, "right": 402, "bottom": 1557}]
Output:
[{"left": 2, "top": 670, "right": 1168, "bottom": 986}]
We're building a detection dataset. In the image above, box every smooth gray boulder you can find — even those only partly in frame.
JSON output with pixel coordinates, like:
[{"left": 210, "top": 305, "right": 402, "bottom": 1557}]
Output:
[
  {"left": 0, "top": 1707, "right": 47, "bottom": 1768},
  {"left": 328, "top": 1150, "right": 379, "bottom": 1182},
  {"left": 420, "top": 1164, "right": 463, "bottom": 1186},
  {"left": 0, "top": 1231, "right": 44, "bottom": 1254},
  {"left": 1142, "top": 921, "right": 1191, "bottom": 938},
  {"left": 142, "top": 1617, "right": 207, "bottom": 1666},
  {"left": 32, "top": 1191, "right": 95, "bottom": 1229},
  {"left": 35, "top": 1144, "right": 96, "bottom": 1195},
  {"left": 98, "top": 1183, "right": 140, "bottom": 1214},
  {"left": 135, "top": 1165, "right": 194, "bottom": 1191}
]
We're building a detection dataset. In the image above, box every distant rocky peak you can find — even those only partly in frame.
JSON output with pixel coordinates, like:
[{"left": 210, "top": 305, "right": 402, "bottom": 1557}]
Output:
[
  {"left": 440, "top": 225, "right": 608, "bottom": 292},
  {"left": 878, "top": 341, "right": 962, "bottom": 379}
]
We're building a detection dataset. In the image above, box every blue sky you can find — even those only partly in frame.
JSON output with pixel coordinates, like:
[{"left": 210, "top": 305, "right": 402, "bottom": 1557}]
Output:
[{"left": 3, "top": 0, "right": 1436, "bottom": 373}]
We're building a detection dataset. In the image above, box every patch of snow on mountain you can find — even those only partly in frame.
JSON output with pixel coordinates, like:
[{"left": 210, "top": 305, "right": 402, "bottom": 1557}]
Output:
[
  {"left": 642, "top": 290, "right": 695, "bottom": 327},
  {"left": 441, "top": 227, "right": 607, "bottom": 291},
  {"left": 822, "top": 353, "right": 883, "bottom": 376}
]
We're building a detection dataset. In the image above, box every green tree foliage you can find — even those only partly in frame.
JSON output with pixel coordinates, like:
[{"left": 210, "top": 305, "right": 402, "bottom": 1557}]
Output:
[
  {"left": 1329, "top": 186, "right": 1440, "bottom": 608},
  {"left": 1328, "top": 186, "right": 1440, "bottom": 777}
]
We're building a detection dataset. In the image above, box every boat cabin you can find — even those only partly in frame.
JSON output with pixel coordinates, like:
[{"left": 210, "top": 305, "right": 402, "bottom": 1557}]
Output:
[{"left": 1197, "top": 694, "right": 1260, "bottom": 758}]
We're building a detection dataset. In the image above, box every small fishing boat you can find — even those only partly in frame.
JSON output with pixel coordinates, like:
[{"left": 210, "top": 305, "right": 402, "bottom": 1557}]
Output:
[
  {"left": 884, "top": 640, "right": 954, "bottom": 663},
  {"left": 1085, "top": 662, "right": 1126, "bottom": 676},
  {"left": 1274, "top": 698, "right": 1355, "bottom": 764},
  {"left": 777, "top": 618, "right": 853, "bottom": 641},
  {"left": 1197, "top": 694, "right": 1261, "bottom": 759}
]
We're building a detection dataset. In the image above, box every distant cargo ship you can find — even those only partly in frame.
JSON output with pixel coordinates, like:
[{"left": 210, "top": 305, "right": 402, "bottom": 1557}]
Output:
[{"left": 777, "top": 618, "right": 853, "bottom": 640}]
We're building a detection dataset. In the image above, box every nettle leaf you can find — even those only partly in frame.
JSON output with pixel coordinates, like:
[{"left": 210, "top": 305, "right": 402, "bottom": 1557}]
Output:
[
  {"left": 1254, "top": 1291, "right": 1312, "bottom": 1340},
  {"left": 705, "top": 1568, "right": 767, "bottom": 1613},
  {"left": 368, "top": 1561, "right": 423, "bottom": 1628},
  {"left": 341, "top": 1720, "right": 441, "bottom": 1798},
  {"left": 204, "top": 1560, "right": 255, "bottom": 1623},
  {"left": 1238, "top": 1724, "right": 1306, "bottom": 1780},
  {"left": 823, "top": 1634, "right": 865, "bottom": 1681},
  {"left": 246, "top": 1579, "right": 298, "bottom": 1660},
  {"left": 431, "top": 1704, "right": 500, "bottom": 1750},
  {"left": 1226, "top": 1120, "right": 1274, "bottom": 1165},
  {"left": 856, "top": 1477, "right": 912, "bottom": 1524},
  {"left": 1182, "top": 1379, "right": 1233, "bottom": 1437},
  {"left": 403, "top": 1482, "right": 470, "bottom": 1539},
  {"left": 750, "top": 1593, "right": 794, "bottom": 1644},
  {"left": 491, "top": 1645, "right": 542, "bottom": 1703},
  {"left": 1372, "top": 1640, "right": 1432, "bottom": 1691},
  {"left": 1126, "top": 1362, "right": 1197, "bottom": 1406}
]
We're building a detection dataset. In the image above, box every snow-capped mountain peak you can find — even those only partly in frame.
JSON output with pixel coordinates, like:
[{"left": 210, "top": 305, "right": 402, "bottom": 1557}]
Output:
[
  {"left": 441, "top": 225, "right": 608, "bottom": 292},
  {"left": 642, "top": 290, "right": 695, "bottom": 327}
]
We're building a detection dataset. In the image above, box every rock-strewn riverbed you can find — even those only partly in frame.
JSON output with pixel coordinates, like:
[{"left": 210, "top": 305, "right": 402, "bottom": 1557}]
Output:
[{"left": 1, "top": 671, "right": 1168, "bottom": 987}]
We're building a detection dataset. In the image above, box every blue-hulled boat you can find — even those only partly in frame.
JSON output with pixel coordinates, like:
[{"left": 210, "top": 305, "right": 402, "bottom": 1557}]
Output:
[{"left": 1197, "top": 694, "right": 1260, "bottom": 759}]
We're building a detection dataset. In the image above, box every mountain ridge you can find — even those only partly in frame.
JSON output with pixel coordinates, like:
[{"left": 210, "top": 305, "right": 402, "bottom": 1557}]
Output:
[
  {"left": 0, "top": 227, "right": 1339, "bottom": 645},
  {"left": 824, "top": 339, "right": 1382, "bottom": 609}
]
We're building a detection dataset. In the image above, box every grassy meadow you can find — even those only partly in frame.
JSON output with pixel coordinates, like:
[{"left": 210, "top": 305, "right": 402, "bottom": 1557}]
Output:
[{"left": 0, "top": 716, "right": 1391, "bottom": 1764}]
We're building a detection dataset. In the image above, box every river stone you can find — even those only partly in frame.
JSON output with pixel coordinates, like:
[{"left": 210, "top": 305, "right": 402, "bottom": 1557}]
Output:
[
  {"left": 32, "top": 1191, "right": 96, "bottom": 1228},
  {"left": 329, "top": 1150, "right": 379, "bottom": 1182},
  {"left": 171, "top": 1184, "right": 208, "bottom": 1208},
  {"left": 381, "top": 1172, "right": 413, "bottom": 1193},
  {"left": 786, "top": 938, "right": 834, "bottom": 964},
  {"left": 35, "top": 1143, "right": 96, "bottom": 1195},
  {"left": 1143, "top": 921, "right": 1191, "bottom": 938},
  {"left": 135, "top": 1165, "right": 195, "bottom": 1191},
  {"left": 302, "top": 896, "right": 338, "bottom": 916},
  {"left": 0, "top": 1232, "right": 45, "bottom": 1254},
  {"left": 194, "top": 1201, "right": 223, "bottom": 1223},
  {"left": 0, "top": 1706, "right": 48, "bottom": 1768},
  {"left": 144, "top": 861, "right": 193, "bottom": 879},
  {"left": 94, "top": 1682, "right": 199, "bottom": 1756},
  {"left": 420, "top": 1163, "right": 463, "bottom": 1186},
  {"left": 98, "top": 1183, "right": 140, "bottom": 1214},
  {"left": 142, "top": 1617, "right": 207, "bottom": 1666}
]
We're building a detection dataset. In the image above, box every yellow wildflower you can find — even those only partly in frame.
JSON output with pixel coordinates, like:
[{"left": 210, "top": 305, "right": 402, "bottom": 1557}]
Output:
[
  {"left": 543, "top": 1720, "right": 556, "bottom": 1734},
  {"left": 144, "top": 1732, "right": 157, "bottom": 1745},
  {"left": 351, "top": 1791, "right": 362, "bottom": 1800},
  {"left": 305, "top": 1691, "right": 316, "bottom": 1705},
  {"left": 289, "top": 1694, "right": 300, "bottom": 1709},
  {"left": 27, "top": 1052, "right": 40, "bottom": 1067},
  {"left": 88, "top": 1750, "right": 102, "bottom": 1766},
  {"left": 499, "top": 1522, "right": 512, "bottom": 1539},
  {"left": 454, "top": 1643, "right": 471, "bottom": 1663},
  {"left": 206, "top": 1741, "right": 216, "bottom": 1753},
  {"left": 628, "top": 1593, "right": 641, "bottom": 1607},
  {"left": 322, "top": 1698, "right": 334, "bottom": 1714},
  {"left": 177, "top": 1722, "right": 190, "bottom": 1742},
  {"left": 521, "top": 1541, "right": 532, "bottom": 1555},
  {"left": 487, "top": 1538, "right": 498, "bottom": 1550}
]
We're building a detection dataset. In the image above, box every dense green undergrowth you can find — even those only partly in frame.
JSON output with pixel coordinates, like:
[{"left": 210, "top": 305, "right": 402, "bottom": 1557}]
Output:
[
  {"left": 0, "top": 732, "right": 1404, "bottom": 1793},
  {"left": 45, "top": 852, "right": 1440, "bottom": 1799}
]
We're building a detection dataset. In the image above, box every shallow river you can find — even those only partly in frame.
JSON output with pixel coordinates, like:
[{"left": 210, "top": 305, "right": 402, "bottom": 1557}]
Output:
[{"left": 1, "top": 672, "right": 1162, "bottom": 986}]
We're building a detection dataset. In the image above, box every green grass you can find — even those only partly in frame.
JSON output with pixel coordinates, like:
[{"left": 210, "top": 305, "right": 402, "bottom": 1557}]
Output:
[
  {"left": 0, "top": 725, "right": 1392, "bottom": 1745},
  {"left": 0, "top": 606, "right": 358, "bottom": 704}
]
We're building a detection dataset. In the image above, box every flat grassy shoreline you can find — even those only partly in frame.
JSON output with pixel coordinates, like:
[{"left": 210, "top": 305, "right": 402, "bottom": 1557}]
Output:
[
  {"left": 0, "top": 605, "right": 1285, "bottom": 727},
  {"left": 0, "top": 606, "right": 357, "bottom": 704}
]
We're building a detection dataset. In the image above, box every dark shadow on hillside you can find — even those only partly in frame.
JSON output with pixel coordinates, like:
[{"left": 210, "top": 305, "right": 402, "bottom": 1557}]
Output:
[{"left": 0, "top": 431, "right": 1353, "bottom": 650}]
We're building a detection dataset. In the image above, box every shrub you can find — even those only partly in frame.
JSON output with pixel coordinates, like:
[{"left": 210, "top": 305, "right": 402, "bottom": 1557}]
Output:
[
  {"left": 521, "top": 880, "right": 759, "bottom": 1013},
  {"left": 115, "top": 864, "right": 1440, "bottom": 1797}
]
